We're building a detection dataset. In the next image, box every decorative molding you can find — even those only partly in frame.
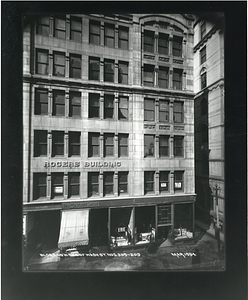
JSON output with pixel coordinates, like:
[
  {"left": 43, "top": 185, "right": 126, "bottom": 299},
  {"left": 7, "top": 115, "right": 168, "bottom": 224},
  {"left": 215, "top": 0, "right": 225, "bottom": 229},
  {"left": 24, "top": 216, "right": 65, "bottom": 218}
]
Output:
[
  {"left": 144, "top": 54, "right": 155, "bottom": 60},
  {"left": 144, "top": 124, "right": 156, "bottom": 129},
  {"left": 159, "top": 57, "right": 169, "bottom": 62},
  {"left": 159, "top": 125, "right": 170, "bottom": 130},
  {"left": 173, "top": 59, "right": 183, "bottom": 64},
  {"left": 174, "top": 125, "right": 184, "bottom": 131}
]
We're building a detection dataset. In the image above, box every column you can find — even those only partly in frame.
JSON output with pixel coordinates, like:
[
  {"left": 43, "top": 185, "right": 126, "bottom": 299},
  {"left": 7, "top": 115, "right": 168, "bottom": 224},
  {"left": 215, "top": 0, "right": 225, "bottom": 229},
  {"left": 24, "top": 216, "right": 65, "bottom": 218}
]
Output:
[
  {"left": 100, "top": 133, "right": 104, "bottom": 158},
  {"left": 114, "top": 134, "right": 118, "bottom": 158},
  {"left": 169, "top": 135, "right": 174, "bottom": 159},
  {"left": 182, "top": 71, "right": 186, "bottom": 90},
  {"left": 154, "top": 66, "right": 159, "bottom": 88},
  {"left": 155, "top": 205, "right": 158, "bottom": 242},
  {"left": 115, "top": 25, "right": 118, "bottom": 48},
  {"left": 65, "top": 90, "right": 69, "bottom": 117},
  {"left": 48, "top": 90, "right": 53, "bottom": 117},
  {"left": 155, "top": 171, "right": 159, "bottom": 195},
  {"left": 100, "top": 22, "right": 104, "bottom": 46},
  {"left": 155, "top": 98, "right": 159, "bottom": 122},
  {"left": 108, "top": 207, "right": 111, "bottom": 246},
  {"left": 182, "top": 35, "right": 187, "bottom": 58},
  {"left": 114, "top": 172, "right": 118, "bottom": 196},
  {"left": 154, "top": 32, "right": 159, "bottom": 53},
  {"left": 170, "top": 171, "right": 174, "bottom": 194},
  {"left": 48, "top": 51, "right": 53, "bottom": 77},
  {"left": 168, "top": 34, "right": 173, "bottom": 55},
  {"left": 100, "top": 93, "right": 104, "bottom": 120},
  {"left": 155, "top": 135, "right": 159, "bottom": 159},
  {"left": 192, "top": 202, "right": 195, "bottom": 238},
  {"left": 47, "top": 173, "right": 51, "bottom": 200},
  {"left": 49, "top": 16, "right": 53, "bottom": 37},
  {"left": 100, "top": 59, "right": 104, "bottom": 83},
  {"left": 169, "top": 68, "right": 173, "bottom": 89},
  {"left": 141, "top": 65, "right": 144, "bottom": 86},
  {"left": 114, "top": 93, "right": 119, "bottom": 121},
  {"left": 65, "top": 54, "right": 69, "bottom": 79},
  {"left": 64, "top": 132, "right": 69, "bottom": 158},
  {"left": 169, "top": 100, "right": 174, "bottom": 124},
  {"left": 64, "top": 173, "right": 68, "bottom": 200},
  {"left": 48, "top": 132, "right": 52, "bottom": 158},
  {"left": 171, "top": 203, "right": 175, "bottom": 243},
  {"left": 66, "top": 15, "right": 70, "bottom": 40},
  {"left": 99, "top": 172, "right": 104, "bottom": 197}
]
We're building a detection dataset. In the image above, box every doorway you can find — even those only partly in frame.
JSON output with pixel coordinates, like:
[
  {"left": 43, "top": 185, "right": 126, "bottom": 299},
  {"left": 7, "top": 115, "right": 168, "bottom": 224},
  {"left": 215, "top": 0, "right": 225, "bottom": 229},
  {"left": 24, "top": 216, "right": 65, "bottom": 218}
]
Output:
[{"left": 89, "top": 208, "right": 108, "bottom": 247}]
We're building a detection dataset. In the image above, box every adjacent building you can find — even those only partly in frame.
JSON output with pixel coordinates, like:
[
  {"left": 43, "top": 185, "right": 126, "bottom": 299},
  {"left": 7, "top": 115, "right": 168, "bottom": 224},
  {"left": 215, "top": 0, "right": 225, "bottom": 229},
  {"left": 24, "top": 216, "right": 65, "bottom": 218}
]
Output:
[{"left": 23, "top": 14, "right": 196, "bottom": 255}]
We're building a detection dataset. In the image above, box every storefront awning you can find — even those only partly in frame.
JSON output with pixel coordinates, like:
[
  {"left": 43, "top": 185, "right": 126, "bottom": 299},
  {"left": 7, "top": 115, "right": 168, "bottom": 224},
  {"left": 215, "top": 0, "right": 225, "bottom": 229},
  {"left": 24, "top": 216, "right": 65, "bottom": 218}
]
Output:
[{"left": 58, "top": 210, "right": 89, "bottom": 249}]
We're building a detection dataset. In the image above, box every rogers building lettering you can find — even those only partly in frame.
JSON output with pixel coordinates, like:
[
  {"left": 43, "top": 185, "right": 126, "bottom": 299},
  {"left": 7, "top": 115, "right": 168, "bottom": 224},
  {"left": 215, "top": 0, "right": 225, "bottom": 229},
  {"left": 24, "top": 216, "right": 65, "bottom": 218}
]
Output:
[
  {"left": 84, "top": 162, "right": 121, "bottom": 167},
  {"left": 44, "top": 161, "right": 122, "bottom": 168}
]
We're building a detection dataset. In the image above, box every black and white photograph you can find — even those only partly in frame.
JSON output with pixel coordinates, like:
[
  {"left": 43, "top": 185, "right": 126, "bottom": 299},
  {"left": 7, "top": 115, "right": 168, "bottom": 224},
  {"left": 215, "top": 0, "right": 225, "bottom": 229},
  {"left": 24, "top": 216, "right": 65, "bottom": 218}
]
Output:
[{"left": 22, "top": 12, "right": 226, "bottom": 272}]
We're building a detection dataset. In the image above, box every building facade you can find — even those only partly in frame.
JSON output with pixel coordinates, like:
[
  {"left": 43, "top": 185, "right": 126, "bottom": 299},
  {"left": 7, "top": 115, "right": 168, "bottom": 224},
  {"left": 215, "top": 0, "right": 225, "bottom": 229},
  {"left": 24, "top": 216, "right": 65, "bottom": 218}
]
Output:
[
  {"left": 193, "top": 14, "right": 224, "bottom": 243},
  {"left": 23, "top": 14, "right": 195, "bottom": 254}
]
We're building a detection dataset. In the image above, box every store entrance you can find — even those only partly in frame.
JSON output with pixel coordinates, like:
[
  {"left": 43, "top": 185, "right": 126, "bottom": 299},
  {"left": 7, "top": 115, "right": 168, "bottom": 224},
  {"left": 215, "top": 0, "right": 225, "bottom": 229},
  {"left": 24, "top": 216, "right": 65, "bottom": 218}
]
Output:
[
  {"left": 135, "top": 206, "right": 155, "bottom": 244},
  {"left": 89, "top": 209, "right": 108, "bottom": 247}
]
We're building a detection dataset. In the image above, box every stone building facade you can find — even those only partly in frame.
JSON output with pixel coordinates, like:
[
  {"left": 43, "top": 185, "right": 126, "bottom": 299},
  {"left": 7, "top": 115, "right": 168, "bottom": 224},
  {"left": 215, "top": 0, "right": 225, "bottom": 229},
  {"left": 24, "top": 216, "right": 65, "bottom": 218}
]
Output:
[
  {"left": 23, "top": 14, "right": 195, "bottom": 253},
  {"left": 193, "top": 14, "right": 224, "bottom": 243}
]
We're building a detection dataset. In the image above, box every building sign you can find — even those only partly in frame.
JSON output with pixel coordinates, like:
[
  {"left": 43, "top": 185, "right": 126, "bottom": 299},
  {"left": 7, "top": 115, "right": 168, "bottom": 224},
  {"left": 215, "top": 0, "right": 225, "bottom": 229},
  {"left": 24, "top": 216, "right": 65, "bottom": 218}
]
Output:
[
  {"left": 55, "top": 186, "right": 63, "bottom": 194},
  {"left": 161, "top": 182, "right": 167, "bottom": 188},
  {"left": 62, "top": 201, "right": 99, "bottom": 209},
  {"left": 175, "top": 182, "right": 182, "bottom": 188},
  {"left": 44, "top": 161, "right": 122, "bottom": 168}
]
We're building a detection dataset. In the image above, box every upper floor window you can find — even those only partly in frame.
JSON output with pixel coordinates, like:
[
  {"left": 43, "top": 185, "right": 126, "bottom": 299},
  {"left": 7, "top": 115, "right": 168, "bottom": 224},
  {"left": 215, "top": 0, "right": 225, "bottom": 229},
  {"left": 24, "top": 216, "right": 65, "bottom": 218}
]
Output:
[
  {"left": 144, "top": 171, "right": 155, "bottom": 194},
  {"left": 118, "top": 172, "right": 128, "bottom": 194},
  {"left": 158, "top": 66, "right": 169, "bottom": 89},
  {"left": 201, "top": 71, "right": 207, "bottom": 89},
  {"left": 174, "top": 136, "right": 184, "bottom": 157},
  {"left": 53, "top": 90, "right": 65, "bottom": 116},
  {"left": 53, "top": 52, "right": 65, "bottom": 77},
  {"left": 51, "top": 173, "right": 64, "bottom": 198},
  {"left": 159, "top": 100, "right": 169, "bottom": 122},
  {"left": 69, "top": 132, "right": 81, "bottom": 156},
  {"left": 159, "top": 135, "right": 169, "bottom": 157},
  {"left": 200, "top": 46, "right": 206, "bottom": 65},
  {"left": 201, "top": 22, "right": 206, "bottom": 39},
  {"left": 173, "top": 101, "right": 184, "bottom": 123},
  {"left": 89, "top": 93, "right": 100, "bottom": 118},
  {"left": 52, "top": 131, "right": 64, "bottom": 156},
  {"left": 118, "top": 61, "right": 128, "bottom": 84},
  {"left": 36, "top": 16, "right": 49, "bottom": 36},
  {"left": 88, "top": 172, "right": 99, "bottom": 197},
  {"left": 54, "top": 16, "right": 66, "bottom": 39},
  {"left": 104, "top": 133, "right": 114, "bottom": 157},
  {"left": 158, "top": 33, "right": 168, "bottom": 55},
  {"left": 104, "top": 59, "right": 114, "bottom": 82},
  {"left": 68, "top": 173, "right": 80, "bottom": 198},
  {"left": 144, "top": 98, "right": 155, "bottom": 121},
  {"left": 118, "top": 96, "right": 128, "bottom": 120},
  {"left": 89, "top": 20, "right": 100, "bottom": 45},
  {"left": 34, "top": 130, "right": 47, "bottom": 157},
  {"left": 143, "top": 64, "right": 154, "bottom": 87},
  {"left": 69, "top": 54, "right": 81, "bottom": 79},
  {"left": 144, "top": 30, "right": 154, "bottom": 53},
  {"left": 118, "top": 26, "right": 129, "bottom": 49},
  {"left": 89, "top": 57, "right": 100, "bottom": 81},
  {"left": 70, "top": 17, "right": 82, "bottom": 41},
  {"left": 118, "top": 134, "right": 128, "bottom": 157},
  {"left": 173, "top": 69, "right": 182, "bottom": 90},
  {"left": 174, "top": 171, "right": 184, "bottom": 191},
  {"left": 172, "top": 36, "right": 182, "bottom": 57},
  {"left": 88, "top": 133, "right": 100, "bottom": 157},
  {"left": 104, "top": 94, "right": 114, "bottom": 119},
  {"left": 36, "top": 49, "right": 49, "bottom": 75},
  {"left": 35, "top": 89, "right": 48, "bottom": 115},
  {"left": 159, "top": 172, "right": 169, "bottom": 193},
  {"left": 104, "top": 172, "right": 114, "bottom": 196},
  {"left": 144, "top": 135, "right": 154, "bottom": 157},
  {"left": 104, "top": 23, "right": 115, "bottom": 47},
  {"left": 33, "top": 173, "right": 47, "bottom": 200},
  {"left": 69, "top": 91, "right": 81, "bottom": 117}
]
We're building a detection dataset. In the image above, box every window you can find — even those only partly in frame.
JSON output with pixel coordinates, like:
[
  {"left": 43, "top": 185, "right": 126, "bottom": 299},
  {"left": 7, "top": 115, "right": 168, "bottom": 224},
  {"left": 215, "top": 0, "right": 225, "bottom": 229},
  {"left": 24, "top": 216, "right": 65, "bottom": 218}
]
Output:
[
  {"left": 159, "top": 172, "right": 169, "bottom": 193},
  {"left": 36, "top": 16, "right": 49, "bottom": 36},
  {"left": 89, "top": 20, "right": 100, "bottom": 45},
  {"left": 158, "top": 33, "right": 168, "bottom": 55},
  {"left": 89, "top": 93, "right": 100, "bottom": 118},
  {"left": 118, "top": 61, "right": 128, "bottom": 84},
  {"left": 201, "top": 98, "right": 208, "bottom": 116},
  {"left": 88, "top": 133, "right": 100, "bottom": 157},
  {"left": 173, "top": 69, "right": 182, "bottom": 89},
  {"left": 118, "top": 96, "right": 128, "bottom": 120},
  {"left": 89, "top": 57, "right": 100, "bottom": 81},
  {"left": 68, "top": 173, "right": 80, "bottom": 197},
  {"left": 159, "top": 135, "right": 169, "bottom": 157},
  {"left": 143, "top": 64, "right": 154, "bottom": 87},
  {"left": 201, "top": 22, "right": 206, "bottom": 39},
  {"left": 70, "top": 17, "right": 82, "bottom": 41},
  {"left": 53, "top": 52, "right": 65, "bottom": 77},
  {"left": 36, "top": 49, "right": 49, "bottom": 75},
  {"left": 144, "top": 30, "right": 154, "bottom": 53},
  {"left": 104, "top": 94, "right": 114, "bottom": 118},
  {"left": 54, "top": 16, "right": 66, "bottom": 39},
  {"left": 144, "top": 135, "right": 154, "bottom": 157},
  {"left": 104, "top": 172, "right": 114, "bottom": 196},
  {"left": 35, "top": 89, "right": 48, "bottom": 115},
  {"left": 52, "top": 131, "right": 64, "bottom": 156},
  {"left": 144, "top": 171, "right": 155, "bottom": 194},
  {"left": 105, "top": 23, "right": 115, "bottom": 47},
  {"left": 172, "top": 36, "right": 182, "bottom": 57},
  {"left": 158, "top": 67, "right": 168, "bottom": 89},
  {"left": 88, "top": 172, "right": 99, "bottom": 197},
  {"left": 70, "top": 54, "right": 81, "bottom": 79},
  {"left": 201, "top": 72, "right": 207, "bottom": 89},
  {"left": 174, "top": 136, "right": 184, "bottom": 157},
  {"left": 118, "top": 26, "right": 129, "bottom": 49},
  {"left": 53, "top": 90, "right": 65, "bottom": 116},
  {"left": 174, "top": 171, "right": 184, "bottom": 191},
  {"left": 104, "top": 59, "right": 114, "bottom": 82},
  {"left": 173, "top": 102, "right": 184, "bottom": 123},
  {"left": 33, "top": 173, "right": 47, "bottom": 200},
  {"left": 69, "top": 132, "right": 81, "bottom": 156},
  {"left": 51, "top": 173, "right": 64, "bottom": 198},
  {"left": 34, "top": 130, "right": 47, "bottom": 157},
  {"left": 159, "top": 100, "right": 169, "bottom": 122},
  {"left": 104, "top": 133, "right": 114, "bottom": 157},
  {"left": 144, "top": 98, "right": 155, "bottom": 121},
  {"left": 119, "top": 172, "right": 128, "bottom": 194},
  {"left": 200, "top": 46, "right": 206, "bottom": 65},
  {"left": 69, "top": 91, "right": 81, "bottom": 117},
  {"left": 118, "top": 134, "right": 128, "bottom": 157},
  {"left": 158, "top": 205, "right": 171, "bottom": 225}
]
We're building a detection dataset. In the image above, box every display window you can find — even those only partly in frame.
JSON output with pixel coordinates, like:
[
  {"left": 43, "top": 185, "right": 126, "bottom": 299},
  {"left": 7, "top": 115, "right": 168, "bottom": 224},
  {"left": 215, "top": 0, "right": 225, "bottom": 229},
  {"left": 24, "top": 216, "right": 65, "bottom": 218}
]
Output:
[{"left": 134, "top": 206, "right": 155, "bottom": 245}]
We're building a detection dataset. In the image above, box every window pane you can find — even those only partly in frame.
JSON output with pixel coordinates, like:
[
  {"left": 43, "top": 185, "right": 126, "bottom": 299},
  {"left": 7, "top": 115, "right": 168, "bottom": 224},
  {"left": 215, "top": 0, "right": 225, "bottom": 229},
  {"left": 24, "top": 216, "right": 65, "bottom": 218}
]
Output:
[
  {"left": 38, "top": 52, "right": 48, "bottom": 63},
  {"left": 37, "top": 64, "right": 48, "bottom": 75},
  {"left": 55, "top": 18, "right": 65, "bottom": 29},
  {"left": 144, "top": 135, "right": 154, "bottom": 157},
  {"left": 71, "top": 19, "right": 81, "bottom": 31},
  {"left": 54, "top": 66, "right": 65, "bottom": 76}
]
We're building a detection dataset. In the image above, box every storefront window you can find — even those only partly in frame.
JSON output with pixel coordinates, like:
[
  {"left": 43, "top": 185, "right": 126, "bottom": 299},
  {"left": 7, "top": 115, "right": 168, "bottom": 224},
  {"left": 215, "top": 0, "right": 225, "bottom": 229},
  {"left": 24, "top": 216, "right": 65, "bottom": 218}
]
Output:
[{"left": 135, "top": 206, "right": 155, "bottom": 245}]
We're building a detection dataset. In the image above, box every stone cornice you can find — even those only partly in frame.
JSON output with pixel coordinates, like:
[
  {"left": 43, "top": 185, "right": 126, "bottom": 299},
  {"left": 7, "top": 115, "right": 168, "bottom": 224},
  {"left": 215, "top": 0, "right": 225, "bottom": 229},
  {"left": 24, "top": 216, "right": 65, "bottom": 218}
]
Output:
[{"left": 193, "top": 25, "right": 218, "bottom": 53}]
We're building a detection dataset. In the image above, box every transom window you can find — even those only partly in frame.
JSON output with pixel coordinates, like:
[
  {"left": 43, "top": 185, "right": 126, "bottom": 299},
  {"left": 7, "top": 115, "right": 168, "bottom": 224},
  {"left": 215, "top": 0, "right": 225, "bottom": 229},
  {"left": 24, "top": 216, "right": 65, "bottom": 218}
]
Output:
[{"left": 36, "top": 49, "right": 49, "bottom": 75}]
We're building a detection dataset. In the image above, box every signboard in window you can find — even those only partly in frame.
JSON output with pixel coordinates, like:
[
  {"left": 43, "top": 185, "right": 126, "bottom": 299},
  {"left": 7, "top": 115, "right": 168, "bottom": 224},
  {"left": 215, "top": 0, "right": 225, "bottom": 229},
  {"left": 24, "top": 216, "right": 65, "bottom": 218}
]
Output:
[
  {"left": 54, "top": 186, "right": 63, "bottom": 194},
  {"left": 118, "top": 227, "right": 125, "bottom": 233},
  {"left": 175, "top": 182, "right": 181, "bottom": 188},
  {"left": 161, "top": 182, "right": 167, "bottom": 188}
]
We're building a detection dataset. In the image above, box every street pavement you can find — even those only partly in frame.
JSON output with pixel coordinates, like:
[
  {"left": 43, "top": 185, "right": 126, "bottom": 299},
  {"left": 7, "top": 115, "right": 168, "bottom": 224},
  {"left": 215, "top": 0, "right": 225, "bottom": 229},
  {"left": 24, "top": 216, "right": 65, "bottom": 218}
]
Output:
[{"left": 25, "top": 231, "right": 224, "bottom": 272}]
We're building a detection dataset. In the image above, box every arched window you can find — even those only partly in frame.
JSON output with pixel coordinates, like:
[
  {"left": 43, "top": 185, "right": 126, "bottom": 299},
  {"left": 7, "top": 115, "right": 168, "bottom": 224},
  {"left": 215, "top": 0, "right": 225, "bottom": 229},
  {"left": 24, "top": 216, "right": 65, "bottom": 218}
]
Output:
[{"left": 200, "top": 67, "right": 207, "bottom": 89}]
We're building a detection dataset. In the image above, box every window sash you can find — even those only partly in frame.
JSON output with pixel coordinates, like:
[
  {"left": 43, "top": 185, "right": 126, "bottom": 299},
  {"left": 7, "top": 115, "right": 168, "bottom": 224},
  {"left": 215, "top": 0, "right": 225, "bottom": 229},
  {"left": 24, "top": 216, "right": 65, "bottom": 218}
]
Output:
[
  {"left": 69, "top": 173, "right": 80, "bottom": 196},
  {"left": 70, "top": 18, "right": 82, "bottom": 41},
  {"left": 88, "top": 173, "right": 99, "bottom": 196},
  {"left": 104, "top": 96, "right": 114, "bottom": 118},
  {"left": 159, "top": 136, "right": 169, "bottom": 157},
  {"left": 104, "top": 25, "right": 115, "bottom": 47},
  {"left": 104, "top": 134, "right": 114, "bottom": 156},
  {"left": 118, "top": 62, "right": 128, "bottom": 84},
  {"left": 144, "top": 135, "right": 154, "bottom": 157},
  {"left": 174, "top": 137, "right": 183, "bottom": 157},
  {"left": 69, "top": 132, "right": 80, "bottom": 156},
  {"left": 173, "top": 70, "right": 182, "bottom": 89},
  {"left": 70, "top": 55, "right": 81, "bottom": 78},
  {"left": 200, "top": 47, "right": 206, "bottom": 64},
  {"left": 144, "top": 172, "right": 154, "bottom": 193},
  {"left": 158, "top": 33, "right": 168, "bottom": 55},
  {"left": 144, "top": 65, "right": 154, "bottom": 86},
  {"left": 34, "top": 130, "right": 47, "bottom": 156},
  {"left": 89, "top": 21, "right": 100, "bottom": 44},
  {"left": 144, "top": 31, "right": 154, "bottom": 52},
  {"left": 35, "top": 89, "right": 48, "bottom": 115},
  {"left": 172, "top": 37, "right": 182, "bottom": 57},
  {"left": 52, "top": 132, "right": 64, "bottom": 156},
  {"left": 89, "top": 94, "right": 100, "bottom": 118},
  {"left": 53, "top": 53, "right": 65, "bottom": 76},
  {"left": 53, "top": 91, "right": 65, "bottom": 116},
  {"left": 159, "top": 101, "right": 169, "bottom": 122},
  {"left": 119, "top": 134, "right": 128, "bottom": 157},
  {"left": 104, "top": 173, "right": 114, "bottom": 195},
  {"left": 158, "top": 68, "right": 168, "bottom": 88},
  {"left": 174, "top": 172, "right": 183, "bottom": 190},
  {"left": 201, "top": 73, "right": 207, "bottom": 89},
  {"left": 52, "top": 173, "right": 64, "bottom": 198},
  {"left": 89, "top": 133, "right": 100, "bottom": 157},
  {"left": 104, "top": 60, "right": 114, "bottom": 82},
  {"left": 33, "top": 174, "right": 47, "bottom": 199},
  {"left": 118, "top": 97, "right": 128, "bottom": 120},
  {"left": 36, "top": 50, "right": 49, "bottom": 75},
  {"left": 37, "top": 16, "right": 50, "bottom": 36},
  {"left": 144, "top": 99, "right": 155, "bottom": 121},
  {"left": 54, "top": 17, "right": 66, "bottom": 38},
  {"left": 118, "top": 27, "right": 129, "bottom": 49},
  {"left": 118, "top": 172, "right": 128, "bottom": 194}
]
